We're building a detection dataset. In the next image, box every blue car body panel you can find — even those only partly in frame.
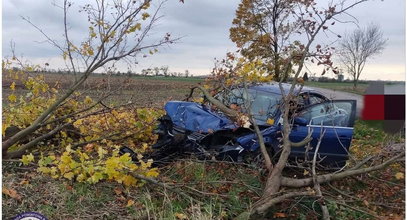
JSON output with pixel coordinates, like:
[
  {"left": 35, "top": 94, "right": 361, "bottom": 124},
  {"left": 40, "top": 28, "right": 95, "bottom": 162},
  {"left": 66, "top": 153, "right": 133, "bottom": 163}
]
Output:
[
  {"left": 289, "top": 125, "right": 354, "bottom": 165},
  {"left": 164, "top": 101, "right": 236, "bottom": 132},
  {"left": 236, "top": 126, "right": 280, "bottom": 151}
]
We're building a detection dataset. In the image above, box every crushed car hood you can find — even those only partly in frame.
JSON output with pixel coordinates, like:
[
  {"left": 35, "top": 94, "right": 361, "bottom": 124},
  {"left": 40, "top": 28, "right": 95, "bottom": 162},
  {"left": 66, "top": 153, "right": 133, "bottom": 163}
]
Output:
[{"left": 164, "top": 101, "right": 237, "bottom": 132}]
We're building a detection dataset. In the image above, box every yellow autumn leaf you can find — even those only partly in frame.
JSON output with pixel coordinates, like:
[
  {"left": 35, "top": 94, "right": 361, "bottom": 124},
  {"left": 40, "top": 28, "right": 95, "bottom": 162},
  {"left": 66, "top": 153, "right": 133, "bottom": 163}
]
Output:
[
  {"left": 87, "top": 48, "right": 94, "bottom": 56},
  {"left": 266, "top": 118, "right": 275, "bottom": 125},
  {"left": 142, "top": 12, "right": 150, "bottom": 20},
  {"left": 192, "top": 97, "right": 204, "bottom": 103},
  {"left": 10, "top": 82, "right": 16, "bottom": 90},
  {"left": 61, "top": 131, "right": 68, "bottom": 138},
  {"left": 126, "top": 199, "right": 135, "bottom": 207},
  {"left": 84, "top": 96, "right": 93, "bottom": 105},
  {"left": 122, "top": 175, "right": 137, "bottom": 186},
  {"left": 64, "top": 172, "right": 75, "bottom": 180},
  {"left": 50, "top": 167, "right": 58, "bottom": 178},
  {"left": 38, "top": 166, "right": 51, "bottom": 174},
  {"left": 395, "top": 172, "right": 404, "bottom": 180},
  {"left": 2, "top": 124, "right": 8, "bottom": 136},
  {"left": 20, "top": 153, "right": 34, "bottom": 165},
  {"left": 76, "top": 174, "right": 86, "bottom": 182},
  {"left": 8, "top": 94, "right": 17, "bottom": 102},
  {"left": 96, "top": 148, "right": 106, "bottom": 160},
  {"left": 142, "top": 143, "right": 149, "bottom": 151},
  {"left": 61, "top": 152, "right": 72, "bottom": 164},
  {"left": 145, "top": 168, "right": 159, "bottom": 178},
  {"left": 79, "top": 152, "right": 90, "bottom": 162},
  {"left": 90, "top": 172, "right": 104, "bottom": 183},
  {"left": 141, "top": 2, "right": 150, "bottom": 9},
  {"left": 89, "top": 26, "right": 96, "bottom": 38},
  {"left": 66, "top": 144, "right": 72, "bottom": 153},
  {"left": 134, "top": 23, "right": 141, "bottom": 30}
]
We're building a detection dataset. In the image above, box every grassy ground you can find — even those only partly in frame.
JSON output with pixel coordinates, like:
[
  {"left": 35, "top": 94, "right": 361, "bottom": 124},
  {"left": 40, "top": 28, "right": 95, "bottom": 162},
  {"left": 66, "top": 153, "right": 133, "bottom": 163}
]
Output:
[
  {"left": 2, "top": 159, "right": 262, "bottom": 219},
  {"left": 3, "top": 120, "right": 405, "bottom": 219},
  {"left": 305, "top": 81, "right": 369, "bottom": 95}
]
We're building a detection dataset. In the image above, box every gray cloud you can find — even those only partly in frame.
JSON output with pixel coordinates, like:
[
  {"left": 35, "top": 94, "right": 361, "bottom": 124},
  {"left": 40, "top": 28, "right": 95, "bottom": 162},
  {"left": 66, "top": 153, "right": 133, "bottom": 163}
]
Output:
[{"left": 2, "top": 0, "right": 405, "bottom": 80}]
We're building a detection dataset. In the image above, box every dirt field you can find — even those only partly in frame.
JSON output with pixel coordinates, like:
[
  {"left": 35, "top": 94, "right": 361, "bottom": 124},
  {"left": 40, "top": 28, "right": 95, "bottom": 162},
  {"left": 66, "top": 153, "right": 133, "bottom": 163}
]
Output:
[{"left": 2, "top": 72, "right": 203, "bottom": 108}]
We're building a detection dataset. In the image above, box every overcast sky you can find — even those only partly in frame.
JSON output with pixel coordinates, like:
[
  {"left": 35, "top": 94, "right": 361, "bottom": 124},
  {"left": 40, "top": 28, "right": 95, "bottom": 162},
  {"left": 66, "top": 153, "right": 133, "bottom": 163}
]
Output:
[{"left": 2, "top": 0, "right": 406, "bottom": 81}]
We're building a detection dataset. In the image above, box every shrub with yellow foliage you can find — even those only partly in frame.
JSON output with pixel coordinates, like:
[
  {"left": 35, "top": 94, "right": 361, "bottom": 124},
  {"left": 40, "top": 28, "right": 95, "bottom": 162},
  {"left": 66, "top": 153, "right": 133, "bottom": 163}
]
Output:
[{"left": 3, "top": 59, "right": 163, "bottom": 187}]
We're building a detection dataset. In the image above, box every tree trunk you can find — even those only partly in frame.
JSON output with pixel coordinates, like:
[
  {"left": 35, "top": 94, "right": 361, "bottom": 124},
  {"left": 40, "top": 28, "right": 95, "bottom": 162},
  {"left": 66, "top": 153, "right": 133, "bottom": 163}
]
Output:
[{"left": 353, "top": 79, "right": 358, "bottom": 90}]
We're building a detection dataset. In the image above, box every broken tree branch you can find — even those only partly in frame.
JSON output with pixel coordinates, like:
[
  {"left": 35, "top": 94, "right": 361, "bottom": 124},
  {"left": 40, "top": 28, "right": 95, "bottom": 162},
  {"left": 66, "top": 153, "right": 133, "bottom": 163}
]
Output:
[
  {"left": 192, "top": 86, "right": 239, "bottom": 119},
  {"left": 311, "top": 129, "right": 330, "bottom": 220},
  {"left": 281, "top": 152, "right": 405, "bottom": 188}
]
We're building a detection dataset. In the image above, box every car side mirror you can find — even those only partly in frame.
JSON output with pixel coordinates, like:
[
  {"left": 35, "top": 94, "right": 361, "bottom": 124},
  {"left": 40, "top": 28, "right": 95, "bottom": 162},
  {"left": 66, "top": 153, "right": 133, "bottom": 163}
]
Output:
[{"left": 293, "top": 117, "right": 308, "bottom": 126}]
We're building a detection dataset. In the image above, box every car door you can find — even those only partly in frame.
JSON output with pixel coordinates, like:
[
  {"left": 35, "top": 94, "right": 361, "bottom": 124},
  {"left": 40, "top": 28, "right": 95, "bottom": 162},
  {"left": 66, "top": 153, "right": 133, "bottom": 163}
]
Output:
[{"left": 289, "top": 100, "right": 357, "bottom": 168}]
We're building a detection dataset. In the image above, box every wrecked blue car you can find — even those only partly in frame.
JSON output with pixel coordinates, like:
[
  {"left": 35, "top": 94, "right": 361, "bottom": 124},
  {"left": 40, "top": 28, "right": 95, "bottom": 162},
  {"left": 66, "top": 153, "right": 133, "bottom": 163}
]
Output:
[{"left": 151, "top": 83, "right": 357, "bottom": 168}]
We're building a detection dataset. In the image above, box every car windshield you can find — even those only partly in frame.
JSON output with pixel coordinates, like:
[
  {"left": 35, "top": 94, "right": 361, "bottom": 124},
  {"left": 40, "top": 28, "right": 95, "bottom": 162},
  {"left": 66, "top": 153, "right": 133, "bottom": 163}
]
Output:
[{"left": 222, "top": 88, "right": 281, "bottom": 122}]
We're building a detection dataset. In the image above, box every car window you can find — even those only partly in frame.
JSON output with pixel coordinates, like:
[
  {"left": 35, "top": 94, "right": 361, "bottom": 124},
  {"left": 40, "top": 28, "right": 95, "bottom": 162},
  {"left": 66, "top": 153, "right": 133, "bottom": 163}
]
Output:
[
  {"left": 297, "top": 93, "right": 309, "bottom": 107},
  {"left": 221, "top": 88, "right": 281, "bottom": 122},
  {"left": 298, "top": 101, "right": 353, "bottom": 127},
  {"left": 250, "top": 90, "right": 281, "bottom": 121},
  {"left": 309, "top": 93, "right": 326, "bottom": 105},
  {"left": 288, "top": 93, "right": 310, "bottom": 117},
  {"left": 228, "top": 89, "right": 247, "bottom": 105}
]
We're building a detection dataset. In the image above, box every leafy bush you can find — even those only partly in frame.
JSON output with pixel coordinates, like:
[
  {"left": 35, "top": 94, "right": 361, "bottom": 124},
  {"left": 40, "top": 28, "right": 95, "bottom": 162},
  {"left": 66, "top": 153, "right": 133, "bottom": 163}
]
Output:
[{"left": 3, "top": 59, "right": 163, "bottom": 187}]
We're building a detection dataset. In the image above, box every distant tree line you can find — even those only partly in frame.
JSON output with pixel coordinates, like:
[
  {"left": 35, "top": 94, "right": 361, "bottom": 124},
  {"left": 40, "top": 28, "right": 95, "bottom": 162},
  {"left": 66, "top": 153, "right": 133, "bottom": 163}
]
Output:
[
  {"left": 134, "top": 66, "right": 192, "bottom": 78},
  {"left": 16, "top": 65, "right": 194, "bottom": 78}
]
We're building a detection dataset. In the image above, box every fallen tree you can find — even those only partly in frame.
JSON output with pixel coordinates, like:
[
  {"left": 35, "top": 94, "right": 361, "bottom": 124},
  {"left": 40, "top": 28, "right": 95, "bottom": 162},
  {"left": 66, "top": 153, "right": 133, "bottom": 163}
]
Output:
[
  {"left": 193, "top": 0, "right": 404, "bottom": 218},
  {"left": 3, "top": 0, "right": 177, "bottom": 159}
]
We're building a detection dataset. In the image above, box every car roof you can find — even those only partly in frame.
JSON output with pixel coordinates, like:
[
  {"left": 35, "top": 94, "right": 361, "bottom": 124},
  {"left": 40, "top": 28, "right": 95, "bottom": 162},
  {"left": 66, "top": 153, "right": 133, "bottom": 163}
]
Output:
[{"left": 249, "top": 82, "right": 316, "bottom": 95}]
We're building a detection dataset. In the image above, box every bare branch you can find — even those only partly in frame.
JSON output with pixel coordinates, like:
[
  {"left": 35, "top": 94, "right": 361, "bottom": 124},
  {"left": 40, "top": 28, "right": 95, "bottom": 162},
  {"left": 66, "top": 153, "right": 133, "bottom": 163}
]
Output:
[
  {"left": 281, "top": 152, "right": 405, "bottom": 188},
  {"left": 6, "top": 123, "right": 70, "bottom": 158},
  {"left": 311, "top": 129, "right": 330, "bottom": 220}
]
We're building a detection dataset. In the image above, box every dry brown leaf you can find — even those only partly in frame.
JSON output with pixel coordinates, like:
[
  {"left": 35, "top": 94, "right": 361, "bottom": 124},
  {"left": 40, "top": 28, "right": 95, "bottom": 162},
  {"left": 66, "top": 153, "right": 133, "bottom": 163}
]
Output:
[
  {"left": 395, "top": 172, "right": 404, "bottom": 180},
  {"left": 126, "top": 199, "right": 135, "bottom": 207},
  {"left": 114, "top": 187, "right": 123, "bottom": 195},
  {"left": 117, "top": 195, "right": 126, "bottom": 202},
  {"left": 2, "top": 187, "right": 22, "bottom": 200},
  {"left": 19, "top": 179, "right": 29, "bottom": 185},
  {"left": 273, "top": 212, "right": 287, "bottom": 218},
  {"left": 363, "top": 200, "right": 369, "bottom": 207},
  {"left": 84, "top": 144, "right": 94, "bottom": 152},
  {"left": 230, "top": 104, "right": 238, "bottom": 110},
  {"left": 174, "top": 213, "right": 188, "bottom": 220},
  {"left": 392, "top": 215, "right": 404, "bottom": 220}
]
